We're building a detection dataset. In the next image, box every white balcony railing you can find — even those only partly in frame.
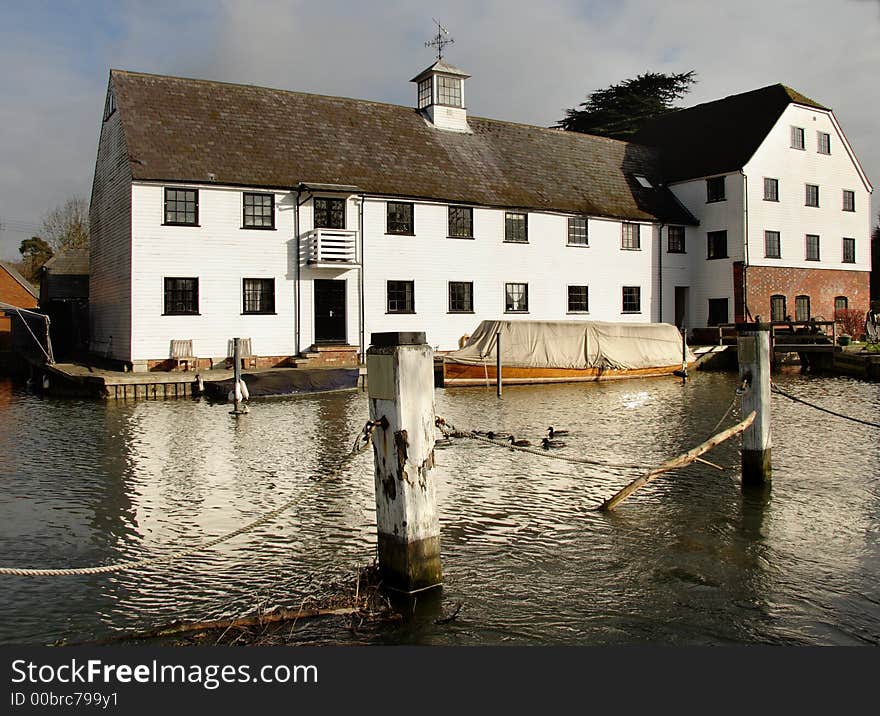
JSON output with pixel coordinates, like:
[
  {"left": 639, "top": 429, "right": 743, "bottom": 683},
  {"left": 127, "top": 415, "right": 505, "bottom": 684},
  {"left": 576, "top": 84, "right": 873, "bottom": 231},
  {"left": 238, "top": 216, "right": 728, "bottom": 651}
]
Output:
[{"left": 305, "top": 228, "right": 359, "bottom": 268}]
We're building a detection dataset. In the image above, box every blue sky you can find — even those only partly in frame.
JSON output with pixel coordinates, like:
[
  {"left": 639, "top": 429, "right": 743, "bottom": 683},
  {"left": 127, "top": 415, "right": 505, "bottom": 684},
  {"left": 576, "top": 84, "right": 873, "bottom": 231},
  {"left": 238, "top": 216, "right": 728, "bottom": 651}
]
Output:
[{"left": 1, "top": 0, "right": 878, "bottom": 259}]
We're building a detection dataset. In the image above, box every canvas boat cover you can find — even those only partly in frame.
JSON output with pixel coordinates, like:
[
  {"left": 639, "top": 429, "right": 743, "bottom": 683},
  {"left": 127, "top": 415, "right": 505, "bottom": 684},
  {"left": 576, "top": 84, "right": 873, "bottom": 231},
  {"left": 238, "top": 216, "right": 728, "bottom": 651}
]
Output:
[{"left": 444, "top": 320, "right": 695, "bottom": 371}]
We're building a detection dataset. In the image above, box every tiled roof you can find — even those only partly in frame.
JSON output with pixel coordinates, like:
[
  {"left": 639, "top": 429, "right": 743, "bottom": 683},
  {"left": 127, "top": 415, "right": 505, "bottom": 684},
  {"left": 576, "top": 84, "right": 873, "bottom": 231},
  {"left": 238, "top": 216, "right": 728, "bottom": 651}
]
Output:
[
  {"left": 42, "top": 249, "right": 89, "bottom": 275},
  {"left": 111, "top": 70, "right": 696, "bottom": 225},
  {"left": 0, "top": 262, "right": 38, "bottom": 298},
  {"left": 634, "top": 84, "right": 829, "bottom": 182}
]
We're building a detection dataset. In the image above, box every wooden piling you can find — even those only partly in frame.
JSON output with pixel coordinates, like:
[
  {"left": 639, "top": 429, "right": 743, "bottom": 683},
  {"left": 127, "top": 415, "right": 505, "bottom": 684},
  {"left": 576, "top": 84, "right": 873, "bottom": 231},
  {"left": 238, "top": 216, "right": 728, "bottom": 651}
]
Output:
[
  {"left": 737, "top": 323, "right": 772, "bottom": 484},
  {"left": 366, "top": 331, "right": 441, "bottom": 593},
  {"left": 230, "top": 337, "right": 248, "bottom": 415},
  {"left": 496, "top": 329, "right": 503, "bottom": 398}
]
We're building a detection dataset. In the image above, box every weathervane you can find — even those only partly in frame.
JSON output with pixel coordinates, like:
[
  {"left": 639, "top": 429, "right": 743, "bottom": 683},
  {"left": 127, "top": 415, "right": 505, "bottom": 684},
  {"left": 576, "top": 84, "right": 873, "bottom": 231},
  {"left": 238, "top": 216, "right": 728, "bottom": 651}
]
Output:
[{"left": 425, "top": 19, "right": 454, "bottom": 61}]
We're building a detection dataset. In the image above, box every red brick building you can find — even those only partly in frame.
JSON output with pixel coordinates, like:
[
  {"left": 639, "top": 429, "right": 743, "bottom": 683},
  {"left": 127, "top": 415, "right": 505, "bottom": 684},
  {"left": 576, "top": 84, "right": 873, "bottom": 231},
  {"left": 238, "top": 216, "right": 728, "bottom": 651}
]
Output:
[{"left": 0, "top": 263, "right": 38, "bottom": 351}]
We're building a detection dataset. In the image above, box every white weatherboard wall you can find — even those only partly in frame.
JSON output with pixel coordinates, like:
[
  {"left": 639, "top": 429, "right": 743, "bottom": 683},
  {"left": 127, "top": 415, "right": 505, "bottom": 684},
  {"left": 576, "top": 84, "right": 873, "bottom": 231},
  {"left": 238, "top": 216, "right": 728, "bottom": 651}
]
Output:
[
  {"left": 89, "top": 102, "right": 132, "bottom": 360},
  {"left": 670, "top": 173, "right": 745, "bottom": 328},
  {"left": 744, "top": 104, "right": 872, "bottom": 272},
  {"left": 361, "top": 198, "right": 662, "bottom": 351},
  {"left": 130, "top": 183, "right": 297, "bottom": 361}
]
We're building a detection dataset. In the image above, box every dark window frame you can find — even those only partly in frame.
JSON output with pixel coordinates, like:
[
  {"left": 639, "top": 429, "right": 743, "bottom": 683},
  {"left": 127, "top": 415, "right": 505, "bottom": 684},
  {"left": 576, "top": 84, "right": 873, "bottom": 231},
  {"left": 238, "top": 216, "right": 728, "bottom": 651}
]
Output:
[
  {"left": 764, "top": 230, "right": 781, "bottom": 259},
  {"left": 242, "top": 192, "right": 275, "bottom": 230},
  {"left": 667, "top": 225, "right": 686, "bottom": 254},
  {"left": 791, "top": 126, "right": 805, "bottom": 150},
  {"left": 622, "top": 286, "right": 641, "bottom": 314},
  {"left": 567, "top": 217, "right": 588, "bottom": 246},
  {"left": 242, "top": 277, "right": 276, "bottom": 315},
  {"left": 163, "top": 187, "right": 199, "bottom": 226},
  {"left": 706, "top": 176, "right": 726, "bottom": 203},
  {"left": 795, "top": 295, "right": 811, "bottom": 322},
  {"left": 770, "top": 294, "right": 787, "bottom": 322},
  {"left": 842, "top": 190, "right": 855, "bottom": 212},
  {"left": 707, "top": 230, "right": 728, "bottom": 260},
  {"left": 103, "top": 89, "right": 116, "bottom": 121},
  {"left": 764, "top": 177, "right": 779, "bottom": 202},
  {"left": 834, "top": 296, "right": 849, "bottom": 313},
  {"left": 842, "top": 237, "right": 856, "bottom": 264},
  {"left": 621, "top": 222, "right": 641, "bottom": 250},
  {"left": 805, "top": 184, "right": 820, "bottom": 208},
  {"left": 417, "top": 77, "right": 432, "bottom": 109},
  {"left": 806, "top": 234, "right": 821, "bottom": 261},
  {"left": 504, "top": 211, "right": 528, "bottom": 243},
  {"left": 386, "top": 280, "right": 415, "bottom": 314},
  {"left": 313, "top": 197, "right": 346, "bottom": 230},
  {"left": 817, "top": 131, "right": 831, "bottom": 155},
  {"left": 386, "top": 201, "right": 415, "bottom": 235},
  {"left": 163, "top": 277, "right": 199, "bottom": 316},
  {"left": 448, "top": 205, "right": 474, "bottom": 239},
  {"left": 504, "top": 282, "right": 529, "bottom": 313},
  {"left": 707, "top": 298, "right": 729, "bottom": 327},
  {"left": 567, "top": 285, "right": 589, "bottom": 313},
  {"left": 448, "top": 281, "right": 474, "bottom": 313}
]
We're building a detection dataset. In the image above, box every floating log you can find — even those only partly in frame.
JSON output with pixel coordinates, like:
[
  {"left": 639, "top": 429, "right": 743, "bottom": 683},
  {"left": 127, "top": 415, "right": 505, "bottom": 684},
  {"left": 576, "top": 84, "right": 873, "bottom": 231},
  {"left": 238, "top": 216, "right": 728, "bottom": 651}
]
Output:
[{"left": 598, "top": 410, "right": 756, "bottom": 512}]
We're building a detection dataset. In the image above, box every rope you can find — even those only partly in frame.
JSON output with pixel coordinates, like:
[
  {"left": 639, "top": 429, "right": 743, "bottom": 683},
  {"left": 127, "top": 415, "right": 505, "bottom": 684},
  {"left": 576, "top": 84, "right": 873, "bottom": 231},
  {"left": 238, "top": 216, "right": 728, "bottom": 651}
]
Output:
[
  {"left": 0, "top": 422, "right": 380, "bottom": 577},
  {"left": 704, "top": 379, "right": 747, "bottom": 439},
  {"left": 770, "top": 382, "right": 880, "bottom": 429},
  {"left": 436, "top": 418, "right": 644, "bottom": 470},
  {"left": 0, "top": 303, "right": 53, "bottom": 363}
]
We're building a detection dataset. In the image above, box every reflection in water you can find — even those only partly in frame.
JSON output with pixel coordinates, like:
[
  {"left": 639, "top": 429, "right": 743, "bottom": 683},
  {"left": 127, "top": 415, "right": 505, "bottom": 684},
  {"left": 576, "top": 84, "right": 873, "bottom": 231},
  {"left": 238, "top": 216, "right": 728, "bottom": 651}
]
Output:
[{"left": 0, "top": 372, "right": 878, "bottom": 645}]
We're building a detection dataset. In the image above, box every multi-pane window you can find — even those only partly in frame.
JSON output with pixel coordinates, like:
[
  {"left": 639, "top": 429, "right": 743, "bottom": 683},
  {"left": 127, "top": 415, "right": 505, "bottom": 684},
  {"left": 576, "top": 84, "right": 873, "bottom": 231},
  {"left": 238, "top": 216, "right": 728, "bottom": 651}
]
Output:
[
  {"left": 568, "top": 285, "right": 589, "bottom": 313},
  {"left": 842, "top": 237, "right": 856, "bottom": 263},
  {"left": 706, "top": 176, "right": 726, "bottom": 202},
  {"left": 387, "top": 281, "right": 414, "bottom": 313},
  {"left": 817, "top": 131, "right": 831, "bottom": 155},
  {"left": 567, "top": 217, "right": 588, "bottom": 245},
  {"left": 103, "top": 89, "right": 116, "bottom": 121},
  {"left": 621, "top": 223, "right": 640, "bottom": 250},
  {"left": 764, "top": 230, "right": 781, "bottom": 259},
  {"left": 770, "top": 295, "right": 787, "bottom": 322},
  {"left": 764, "top": 177, "right": 779, "bottom": 202},
  {"left": 448, "top": 282, "right": 473, "bottom": 313},
  {"left": 795, "top": 295, "right": 811, "bottom": 322},
  {"left": 163, "top": 277, "right": 199, "bottom": 315},
  {"left": 386, "top": 202, "right": 414, "bottom": 234},
  {"left": 806, "top": 234, "right": 820, "bottom": 261},
  {"left": 164, "top": 188, "right": 198, "bottom": 225},
  {"left": 667, "top": 226, "right": 685, "bottom": 253},
  {"left": 805, "top": 184, "right": 820, "bottom": 207},
  {"left": 243, "top": 192, "right": 274, "bottom": 229},
  {"left": 505, "top": 283, "right": 528, "bottom": 313},
  {"left": 707, "top": 298, "right": 729, "bottom": 327},
  {"left": 314, "top": 197, "right": 345, "bottom": 229},
  {"left": 504, "top": 212, "right": 528, "bottom": 242},
  {"left": 417, "top": 78, "right": 432, "bottom": 109},
  {"left": 842, "top": 190, "right": 855, "bottom": 212},
  {"left": 791, "top": 126, "right": 805, "bottom": 149},
  {"left": 448, "top": 206, "right": 473, "bottom": 238},
  {"left": 835, "top": 296, "right": 849, "bottom": 313},
  {"left": 707, "top": 230, "right": 727, "bottom": 259},
  {"left": 242, "top": 278, "right": 275, "bottom": 314},
  {"left": 622, "top": 286, "right": 641, "bottom": 313},
  {"left": 437, "top": 76, "right": 462, "bottom": 107}
]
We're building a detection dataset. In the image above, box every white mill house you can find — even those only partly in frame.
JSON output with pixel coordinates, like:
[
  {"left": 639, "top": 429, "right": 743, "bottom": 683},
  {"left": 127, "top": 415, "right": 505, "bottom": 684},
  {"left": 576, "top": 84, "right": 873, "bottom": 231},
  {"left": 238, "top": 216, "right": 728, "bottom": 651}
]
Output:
[{"left": 88, "top": 59, "right": 871, "bottom": 371}]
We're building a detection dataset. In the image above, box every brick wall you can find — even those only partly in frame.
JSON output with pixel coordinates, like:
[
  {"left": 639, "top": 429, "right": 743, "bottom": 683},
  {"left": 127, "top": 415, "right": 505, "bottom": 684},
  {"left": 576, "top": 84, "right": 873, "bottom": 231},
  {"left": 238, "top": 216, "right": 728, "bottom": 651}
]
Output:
[
  {"left": 745, "top": 266, "right": 869, "bottom": 320},
  {"left": 1, "top": 268, "right": 38, "bottom": 350}
]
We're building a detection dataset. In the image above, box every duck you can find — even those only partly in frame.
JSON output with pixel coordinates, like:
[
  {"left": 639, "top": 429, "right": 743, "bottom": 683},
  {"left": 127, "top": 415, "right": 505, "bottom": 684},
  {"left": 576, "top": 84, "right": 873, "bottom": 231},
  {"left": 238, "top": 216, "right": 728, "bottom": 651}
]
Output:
[
  {"left": 486, "top": 431, "right": 511, "bottom": 441},
  {"left": 547, "top": 426, "right": 569, "bottom": 438},
  {"left": 508, "top": 436, "right": 532, "bottom": 447},
  {"left": 541, "top": 437, "right": 566, "bottom": 449}
]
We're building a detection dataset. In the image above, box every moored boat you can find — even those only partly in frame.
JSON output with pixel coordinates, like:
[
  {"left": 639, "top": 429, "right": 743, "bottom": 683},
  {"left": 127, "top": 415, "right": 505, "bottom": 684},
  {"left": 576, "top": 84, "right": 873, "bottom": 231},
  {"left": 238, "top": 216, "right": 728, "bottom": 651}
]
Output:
[{"left": 442, "top": 320, "right": 695, "bottom": 386}]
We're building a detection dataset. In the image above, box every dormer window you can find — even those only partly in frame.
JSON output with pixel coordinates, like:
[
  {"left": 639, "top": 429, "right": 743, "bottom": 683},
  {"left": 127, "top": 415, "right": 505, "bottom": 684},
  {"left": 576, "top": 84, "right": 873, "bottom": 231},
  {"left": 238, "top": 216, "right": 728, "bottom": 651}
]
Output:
[
  {"left": 417, "top": 78, "right": 432, "bottom": 109},
  {"left": 103, "top": 88, "right": 116, "bottom": 121},
  {"left": 437, "top": 76, "right": 462, "bottom": 107}
]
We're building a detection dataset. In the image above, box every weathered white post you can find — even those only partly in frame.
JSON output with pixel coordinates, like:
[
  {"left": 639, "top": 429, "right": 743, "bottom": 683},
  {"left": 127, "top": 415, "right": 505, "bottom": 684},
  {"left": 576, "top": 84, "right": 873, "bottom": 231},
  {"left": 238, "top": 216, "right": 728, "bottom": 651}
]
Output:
[
  {"left": 680, "top": 327, "right": 688, "bottom": 380},
  {"left": 737, "top": 323, "right": 771, "bottom": 484},
  {"left": 229, "top": 337, "right": 248, "bottom": 416},
  {"left": 495, "top": 329, "right": 502, "bottom": 398},
  {"left": 366, "top": 331, "right": 441, "bottom": 592}
]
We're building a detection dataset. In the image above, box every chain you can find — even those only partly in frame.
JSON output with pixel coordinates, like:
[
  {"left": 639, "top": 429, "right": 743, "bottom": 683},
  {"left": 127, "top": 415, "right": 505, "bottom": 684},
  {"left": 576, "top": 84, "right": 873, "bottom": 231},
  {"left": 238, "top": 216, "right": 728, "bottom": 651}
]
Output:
[
  {"left": 770, "top": 382, "right": 880, "bottom": 429},
  {"left": 0, "top": 422, "right": 380, "bottom": 578}
]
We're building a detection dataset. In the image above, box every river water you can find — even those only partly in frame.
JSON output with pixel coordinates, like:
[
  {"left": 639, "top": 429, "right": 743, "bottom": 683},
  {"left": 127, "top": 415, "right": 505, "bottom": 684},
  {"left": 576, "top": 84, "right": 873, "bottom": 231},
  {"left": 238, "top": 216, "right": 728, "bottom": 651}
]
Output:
[{"left": 0, "top": 371, "right": 878, "bottom": 646}]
